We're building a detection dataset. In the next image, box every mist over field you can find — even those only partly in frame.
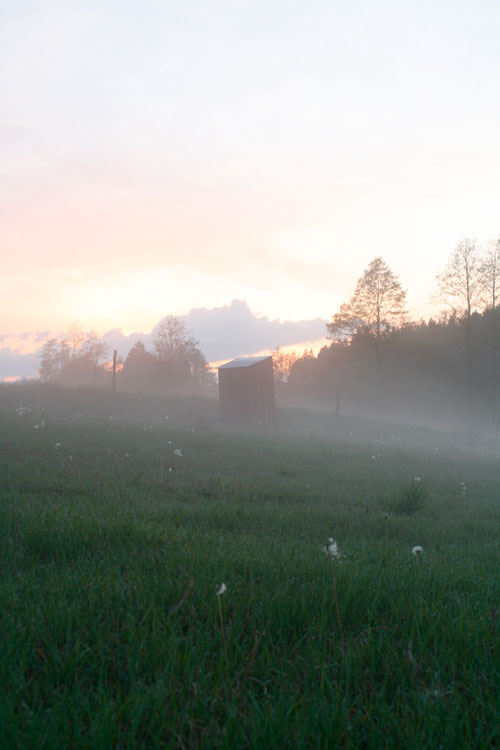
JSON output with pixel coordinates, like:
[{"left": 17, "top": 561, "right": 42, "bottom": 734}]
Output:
[
  {"left": 30, "top": 245, "right": 500, "bottom": 441},
  {"left": 4, "top": 248, "right": 500, "bottom": 743},
  {"left": 4, "top": 0, "right": 500, "bottom": 744},
  {"left": 1, "top": 379, "right": 500, "bottom": 746}
]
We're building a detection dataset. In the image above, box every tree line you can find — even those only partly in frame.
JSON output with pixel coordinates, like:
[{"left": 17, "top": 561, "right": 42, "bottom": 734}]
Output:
[
  {"left": 39, "top": 236, "right": 500, "bottom": 431},
  {"left": 284, "top": 237, "right": 500, "bottom": 433},
  {"left": 39, "top": 316, "right": 214, "bottom": 394}
]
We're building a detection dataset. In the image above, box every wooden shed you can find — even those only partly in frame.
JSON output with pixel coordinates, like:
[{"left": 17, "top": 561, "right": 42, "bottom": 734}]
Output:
[{"left": 218, "top": 356, "right": 276, "bottom": 428}]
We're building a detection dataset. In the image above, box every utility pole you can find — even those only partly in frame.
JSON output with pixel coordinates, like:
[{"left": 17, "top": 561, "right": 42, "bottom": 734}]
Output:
[{"left": 112, "top": 349, "right": 117, "bottom": 393}]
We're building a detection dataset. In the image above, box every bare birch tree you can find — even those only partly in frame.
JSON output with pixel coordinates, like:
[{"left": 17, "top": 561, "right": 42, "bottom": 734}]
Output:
[
  {"left": 479, "top": 238, "right": 500, "bottom": 429},
  {"left": 435, "top": 238, "right": 484, "bottom": 318},
  {"left": 480, "top": 237, "right": 500, "bottom": 310},
  {"left": 435, "top": 238, "right": 484, "bottom": 408}
]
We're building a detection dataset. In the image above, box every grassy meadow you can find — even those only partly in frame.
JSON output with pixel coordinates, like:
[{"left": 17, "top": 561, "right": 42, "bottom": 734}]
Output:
[{"left": 1, "top": 383, "right": 500, "bottom": 747}]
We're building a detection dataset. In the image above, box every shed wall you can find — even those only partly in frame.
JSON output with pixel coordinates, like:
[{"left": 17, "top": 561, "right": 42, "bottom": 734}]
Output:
[{"left": 218, "top": 357, "right": 276, "bottom": 428}]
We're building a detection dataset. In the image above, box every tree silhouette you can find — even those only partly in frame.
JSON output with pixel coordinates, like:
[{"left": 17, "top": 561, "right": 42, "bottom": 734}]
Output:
[
  {"left": 326, "top": 257, "right": 407, "bottom": 410},
  {"left": 479, "top": 239, "right": 500, "bottom": 425},
  {"left": 122, "top": 341, "right": 159, "bottom": 392},
  {"left": 480, "top": 238, "right": 500, "bottom": 311},
  {"left": 435, "top": 239, "right": 484, "bottom": 318},
  {"left": 152, "top": 316, "right": 211, "bottom": 390},
  {"left": 82, "top": 330, "right": 110, "bottom": 384},
  {"left": 435, "top": 238, "right": 484, "bottom": 407},
  {"left": 66, "top": 321, "right": 85, "bottom": 359},
  {"left": 271, "top": 347, "right": 298, "bottom": 387},
  {"left": 327, "top": 257, "right": 407, "bottom": 342},
  {"left": 39, "top": 338, "right": 60, "bottom": 381}
]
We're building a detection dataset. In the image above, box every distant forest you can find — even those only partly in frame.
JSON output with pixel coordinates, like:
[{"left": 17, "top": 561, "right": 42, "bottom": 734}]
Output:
[{"left": 38, "top": 237, "right": 500, "bottom": 433}]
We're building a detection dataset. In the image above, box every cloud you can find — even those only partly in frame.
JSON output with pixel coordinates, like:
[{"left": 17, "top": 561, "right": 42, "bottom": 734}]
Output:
[
  {"left": 101, "top": 299, "right": 326, "bottom": 363},
  {"left": 0, "top": 347, "right": 40, "bottom": 380},
  {"left": 101, "top": 328, "right": 153, "bottom": 359},
  {"left": 182, "top": 299, "right": 326, "bottom": 361},
  {"left": 0, "top": 300, "right": 327, "bottom": 379}
]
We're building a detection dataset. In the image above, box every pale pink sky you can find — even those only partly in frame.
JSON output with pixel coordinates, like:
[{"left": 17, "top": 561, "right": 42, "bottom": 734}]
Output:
[{"left": 2, "top": 0, "right": 500, "bottom": 356}]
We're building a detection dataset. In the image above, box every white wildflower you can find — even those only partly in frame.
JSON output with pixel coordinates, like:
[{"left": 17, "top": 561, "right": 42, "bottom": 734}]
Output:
[
  {"left": 412, "top": 545, "right": 423, "bottom": 556},
  {"left": 174, "top": 449, "right": 182, "bottom": 457},
  {"left": 55, "top": 443, "right": 61, "bottom": 450},
  {"left": 325, "top": 538, "right": 341, "bottom": 559},
  {"left": 216, "top": 583, "right": 227, "bottom": 596},
  {"left": 414, "top": 477, "right": 421, "bottom": 482}
]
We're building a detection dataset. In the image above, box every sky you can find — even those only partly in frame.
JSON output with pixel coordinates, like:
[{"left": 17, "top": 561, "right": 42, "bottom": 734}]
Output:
[{"left": 2, "top": 0, "right": 500, "bottom": 375}]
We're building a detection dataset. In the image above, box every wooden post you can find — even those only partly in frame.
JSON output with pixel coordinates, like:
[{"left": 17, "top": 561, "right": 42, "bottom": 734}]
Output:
[{"left": 112, "top": 349, "right": 117, "bottom": 393}]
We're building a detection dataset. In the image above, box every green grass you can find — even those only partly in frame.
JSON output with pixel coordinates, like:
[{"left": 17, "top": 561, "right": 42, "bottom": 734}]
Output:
[{"left": 1, "top": 386, "right": 500, "bottom": 747}]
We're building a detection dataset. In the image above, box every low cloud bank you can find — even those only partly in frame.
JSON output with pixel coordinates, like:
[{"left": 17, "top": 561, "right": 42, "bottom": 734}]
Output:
[
  {"left": 1, "top": 300, "right": 327, "bottom": 379},
  {"left": 183, "top": 299, "right": 326, "bottom": 361},
  {"left": 0, "top": 348, "right": 40, "bottom": 381},
  {"left": 102, "top": 300, "right": 326, "bottom": 362}
]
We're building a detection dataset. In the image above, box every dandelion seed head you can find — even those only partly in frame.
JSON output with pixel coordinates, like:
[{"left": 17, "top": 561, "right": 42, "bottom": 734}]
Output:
[
  {"left": 325, "top": 538, "right": 341, "bottom": 559},
  {"left": 216, "top": 583, "right": 227, "bottom": 596},
  {"left": 412, "top": 545, "right": 423, "bottom": 556}
]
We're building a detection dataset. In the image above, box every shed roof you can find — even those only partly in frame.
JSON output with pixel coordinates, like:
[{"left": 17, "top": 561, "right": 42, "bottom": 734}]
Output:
[{"left": 218, "top": 355, "right": 272, "bottom": 370}]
